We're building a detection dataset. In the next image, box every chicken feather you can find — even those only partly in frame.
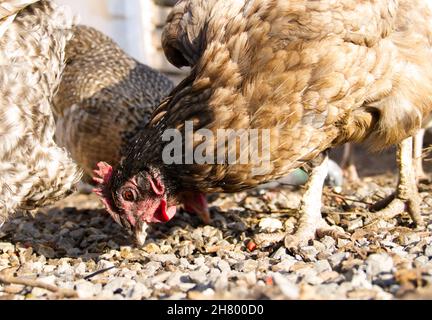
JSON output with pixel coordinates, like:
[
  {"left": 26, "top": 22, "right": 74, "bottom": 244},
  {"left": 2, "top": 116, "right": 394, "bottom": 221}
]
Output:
[
  {"left": 0, "top": 0, "right": 81, "bottom": 224},
  {"left": 53, "top": 25, "right": 175, "bottom": 179},
  {"left": 98, "top": 0, "right": 432, "bottom": 246}
]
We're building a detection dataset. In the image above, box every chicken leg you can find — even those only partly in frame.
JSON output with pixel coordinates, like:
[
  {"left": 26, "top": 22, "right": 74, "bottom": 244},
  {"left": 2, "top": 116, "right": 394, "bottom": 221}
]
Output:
[
  {"left": 413, "top": 129, "right": 429, "bottom": 182},
  {"left": 340, "top": 144, "right": 360, "bottom": 182},
  {"left": 284, "top": 152, "right": 348, "bottom": 251},
  {"left": 368, "top": 137, "right": 424, "bottom": 227}
]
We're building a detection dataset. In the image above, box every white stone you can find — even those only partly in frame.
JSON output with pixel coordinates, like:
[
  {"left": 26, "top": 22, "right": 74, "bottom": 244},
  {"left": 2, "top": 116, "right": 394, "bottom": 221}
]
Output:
[
  {"left": 366, "top": 253, "right": 394, "bottom": 276},
  {"left": 259, "top": 218, "right": 283, "bottom": 233},
  {"left": 0, "top": 242, "right": 14, "bottom": 252},
  {"left": 76, "top": 281, "right": 101, "bottom": 299},
  {"left": 272, "top": 273, "right": 300, "bottom": 299}
]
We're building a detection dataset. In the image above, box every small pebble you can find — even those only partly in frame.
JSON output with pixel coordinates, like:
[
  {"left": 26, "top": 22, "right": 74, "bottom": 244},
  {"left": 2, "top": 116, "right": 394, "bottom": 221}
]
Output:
[
  {"left": 0, "top": 187, "right": 430, "bottom": 300},
  {"left": 237, "top": 260, "right": 259, "bottom": 273},
  {"left": 272, "top": 273, "right": 300, "bottom": 299},
  {"left": 0, "top": 242, "right": 14, "bottom": 252},
  {"left": 188, "top": 271, "right": 208, "bottom": 284},
  {"left": 258, "top": 218, "right": 283, "bottom": 233},
  {"left": 314, "top": 260, "right": 332, "bottom": 274},
  {"left": 425, "top": 245, "right": 432, "bottom": 258},
  {"left": 328, "top": 252, "right": 347, "bottom": 269},
  {"left": 366, "top": 254, "right": 394, "bottom": 276},
  {"left": 398, "top": 233, "right": 421, "bottom": 246},
  {"left": 271, "top": 247, "right": 288, "bottom": 260},
  {"left": 217, "top": 260, "right": 231, "bottom": 274},
  {"left": 76, "top": 281, "right": 100, "bottom": 299},
  {"left": 299, "top": 246, "right": 318, "bottom": 260}
]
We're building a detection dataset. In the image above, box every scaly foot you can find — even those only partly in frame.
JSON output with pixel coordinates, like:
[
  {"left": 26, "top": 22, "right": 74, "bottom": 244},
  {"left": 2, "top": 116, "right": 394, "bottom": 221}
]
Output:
[
  {"left": 367, "top": 137, "right": 424, "bottom": 228},
  {"left": 284, "top": 217, "right": 349, "bottom": 252},
  {"left": 283, "top": 153, "right": 349, "bottom": 254},
  {"left": 366, "top": 192, "right": 423, "bottom": 227}
]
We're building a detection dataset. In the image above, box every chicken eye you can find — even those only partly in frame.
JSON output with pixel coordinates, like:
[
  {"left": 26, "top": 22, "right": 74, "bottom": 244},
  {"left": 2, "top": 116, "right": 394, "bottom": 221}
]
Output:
[{"left": 121, "top": 188, "right": 137, "bottom": 202}]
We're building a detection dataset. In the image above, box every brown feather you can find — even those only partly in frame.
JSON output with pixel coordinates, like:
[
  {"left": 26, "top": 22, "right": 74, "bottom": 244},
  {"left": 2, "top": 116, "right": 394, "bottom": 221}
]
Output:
[{"left": 116, "top": 0, "right": 432, "bottom": 198}]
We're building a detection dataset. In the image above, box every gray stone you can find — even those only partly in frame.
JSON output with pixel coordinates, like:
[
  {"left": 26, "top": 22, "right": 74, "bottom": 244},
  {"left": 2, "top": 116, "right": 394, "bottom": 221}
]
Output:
[
  {"left": 74, "top": 262, "right": 86, "bottom": 275},
  {"left": 166, "top": 271, "right": 186, "bottom": 287},
  {"left": 237, "top": 259, "right": 258, "bottom": 273},
  {"left": 194, "top": 256, "right": 206, "bottom": 265},
  {"left": 76, "top": 281, "right": 101, "bottom": 298},
  {"left": 258, "top": 218, "right": 283, "bottom": 233},
  {"left": 366, "top": 253, "right": 394, "bottom": 276},
  {"left": 151, "top": 253, "right": 179, "bottom": 264},
  {"left": 351, "top": 270, "right": 373, "bottom": 289},
  {"left": 299, "top": 246, "right": 318, "bottom": 260},
  {"left": 129, "top": 282, "right": 151, "bottom": 299},
  {"left": 104, "top": 278, "right": 128, "bottom": 293},
  {"left": 328, "top": 252, "right": 347, "bottom": 268},
  {"left": 208, "top": 268, "right": 222, "bottom": 282},
  {"left": 188, "top": 270, "right": 208, "bottom": 284},
  {"left": 217, "top": 260, "right": 231, "bottom": 274},
  {"left": 271, "top": 259, "right": 296, "bottom": 272},
  {"left": 0, "top": 242, "right": 14, "bottom": 252},
  {"left": 271, "top": 247, "right": 288, "bottom": 260},
  {"left": 316, "top": 283, "right": 339, "bottom": 298},
  {"left": 214, "top": 276, "right": 229, "bottom": 291},
  {"left": 414, "top": 256, "right": 429, "bottom": 267},
  {"left": 272, "top": 273, "right": 300, "bottom": 299},
  {"left": 425, "top": 245, "right": 432, "bottom": 257},
  {"left": 69, "top": 228, "right": 85, "bottom": 240},
  {"left": 320, "top": 236, "right": 336, "bottom": 250},
  {"left": 399, "top": 233, "right": 421, "bottom": 246},
  {"left": 143, "top": 261, "right": 162, "bottom": 276},
  {"left": 314, "top": 260, "right": 332, "bottom": 274}
]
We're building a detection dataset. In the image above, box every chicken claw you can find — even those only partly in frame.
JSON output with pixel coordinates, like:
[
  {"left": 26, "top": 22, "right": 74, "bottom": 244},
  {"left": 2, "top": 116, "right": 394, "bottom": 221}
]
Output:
[
  {"left": 366, "top": 137, "right": 424, "bottom": 227},
  {"left": 285, "top": 218, "right": 349, "bottom": 253},
  {"left": 284, "top": 153, "right": 349, "bottom": 252}
]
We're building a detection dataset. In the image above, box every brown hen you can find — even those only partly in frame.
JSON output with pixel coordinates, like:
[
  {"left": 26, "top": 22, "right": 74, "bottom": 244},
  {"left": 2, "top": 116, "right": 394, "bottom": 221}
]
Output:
[{"left": 95, "top": 0, "right": 432, "bottom": 248}]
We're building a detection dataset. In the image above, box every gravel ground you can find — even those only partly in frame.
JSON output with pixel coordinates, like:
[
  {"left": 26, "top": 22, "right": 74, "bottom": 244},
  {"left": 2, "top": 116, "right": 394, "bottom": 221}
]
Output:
[{"left": 1, "top": 165, "right": 432, "bottom": 300}]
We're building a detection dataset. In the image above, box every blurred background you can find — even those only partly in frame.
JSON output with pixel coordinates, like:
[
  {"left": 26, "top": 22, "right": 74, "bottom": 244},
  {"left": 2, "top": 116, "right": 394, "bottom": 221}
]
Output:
[{"left": 56, "top": 0, "right": 186, "bottom": 84}]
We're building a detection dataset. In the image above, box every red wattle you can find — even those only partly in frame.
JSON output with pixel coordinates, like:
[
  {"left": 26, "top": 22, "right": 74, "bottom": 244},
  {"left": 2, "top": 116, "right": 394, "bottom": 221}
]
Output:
[{"left": 160, "top": 199, "right": 177, "bottom": 222}]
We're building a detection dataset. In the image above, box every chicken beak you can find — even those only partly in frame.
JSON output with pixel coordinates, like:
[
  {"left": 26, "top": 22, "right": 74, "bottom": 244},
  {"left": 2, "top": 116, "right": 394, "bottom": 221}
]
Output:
[{"left": 134, "top": 221, "right": 149, "bottom": 246}]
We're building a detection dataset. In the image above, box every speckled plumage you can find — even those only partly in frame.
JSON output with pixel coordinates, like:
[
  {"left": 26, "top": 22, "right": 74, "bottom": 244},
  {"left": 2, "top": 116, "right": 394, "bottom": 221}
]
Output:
[
  {"left": 54, "top": 25, "right": 174, "bottom": 179},
  {"left": 0, "top": 0, "right": 81, "bottom": 223}
]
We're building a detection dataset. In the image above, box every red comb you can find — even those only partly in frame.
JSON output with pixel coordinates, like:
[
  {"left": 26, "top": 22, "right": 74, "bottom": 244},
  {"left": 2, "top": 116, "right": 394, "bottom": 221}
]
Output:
[{"left": 92, "top": 162, "right": 113, "bottom": 185}]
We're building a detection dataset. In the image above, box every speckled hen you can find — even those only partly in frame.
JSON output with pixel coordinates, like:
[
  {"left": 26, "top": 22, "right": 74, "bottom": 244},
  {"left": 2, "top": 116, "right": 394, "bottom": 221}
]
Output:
[
  {"left": 53, "top": 25, "right": 211, "bottom": 243},
  {"left": 0, "top": 0, "right": 81, "bottom": 228},
  {"left": 54, "top": 25, "right": 174, "bottom": 179},
  {"left": 96, "top": 0, "right": 432, "bottom": 248}
]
